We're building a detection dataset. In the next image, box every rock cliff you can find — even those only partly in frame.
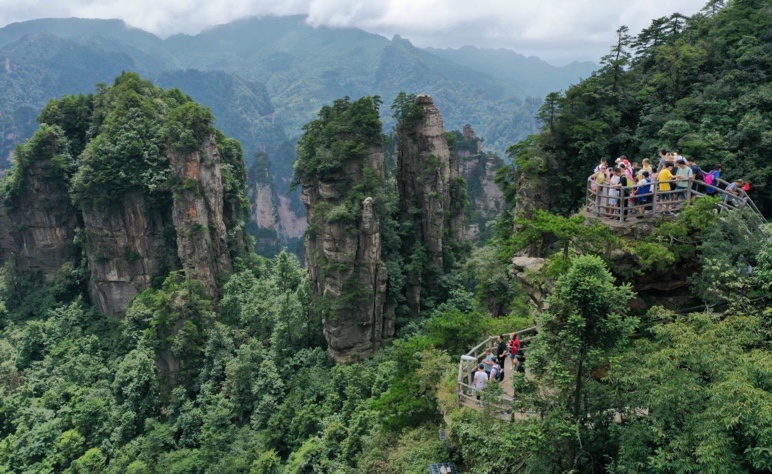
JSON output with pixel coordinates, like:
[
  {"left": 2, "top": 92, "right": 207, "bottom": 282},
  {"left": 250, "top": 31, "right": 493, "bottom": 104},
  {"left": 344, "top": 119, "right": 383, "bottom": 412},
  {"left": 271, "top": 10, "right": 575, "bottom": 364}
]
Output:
[
  {"left": 0, "top": 74, "right": 248, "bottom": 318},
  {"left": 300, "top": 148, "right": 390, "bottom": 363},
  {"left": 0, "top": 126, "right": 78, "bottom": 282},
  {"left": 294, "top": 96, "right": 392, "bottom": 363},
  {"left": 169, "top": 135, "right": 233, "bottom": 295},
  {"left": 451, "top": 125, "right": 505, "bottom": 241},
  {"left": 82, "top": 194, "right": 174, "bottom": 316},
  {"left": 396, "top": 94, "right": 466, "bottom": 316},
  {"left": 0, "top": 156, "right": 77, "bottom": 283},
  {"left": 247, "top": 153, "right": 307, "bottom": 256}
]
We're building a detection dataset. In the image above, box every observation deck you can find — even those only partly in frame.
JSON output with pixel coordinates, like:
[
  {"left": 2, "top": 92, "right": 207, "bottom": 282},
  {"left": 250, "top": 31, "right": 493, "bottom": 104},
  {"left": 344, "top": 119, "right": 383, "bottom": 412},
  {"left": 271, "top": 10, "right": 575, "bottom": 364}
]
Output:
[{"left": 584, "top": 176, "right": 763, "bottom": 222}]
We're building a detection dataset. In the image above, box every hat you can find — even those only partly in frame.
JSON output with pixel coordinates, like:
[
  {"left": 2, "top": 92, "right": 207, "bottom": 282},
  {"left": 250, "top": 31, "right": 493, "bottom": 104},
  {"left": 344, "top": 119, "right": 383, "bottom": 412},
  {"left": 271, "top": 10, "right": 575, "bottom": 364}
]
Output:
[{"left": 677, "top": 158, "right": 686, "bottom": 164}]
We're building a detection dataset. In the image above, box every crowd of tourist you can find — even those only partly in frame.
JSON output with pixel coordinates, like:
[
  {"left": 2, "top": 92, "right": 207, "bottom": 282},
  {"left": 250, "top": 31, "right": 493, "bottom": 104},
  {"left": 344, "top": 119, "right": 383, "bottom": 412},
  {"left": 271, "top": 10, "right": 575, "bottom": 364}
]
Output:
[
  {"left": 589, "top": 149, "right": 749, "bottom": 219},
  {"left": 473, "top": 333, "right": 526, "bottom": 396}
]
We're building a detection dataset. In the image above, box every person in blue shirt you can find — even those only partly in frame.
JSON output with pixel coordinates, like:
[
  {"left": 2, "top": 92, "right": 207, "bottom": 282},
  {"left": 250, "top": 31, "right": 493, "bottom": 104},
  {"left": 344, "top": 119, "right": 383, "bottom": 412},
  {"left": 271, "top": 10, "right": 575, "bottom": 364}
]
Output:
[{"left": 635, "top": 170, "right": 653, "bottom": 213}]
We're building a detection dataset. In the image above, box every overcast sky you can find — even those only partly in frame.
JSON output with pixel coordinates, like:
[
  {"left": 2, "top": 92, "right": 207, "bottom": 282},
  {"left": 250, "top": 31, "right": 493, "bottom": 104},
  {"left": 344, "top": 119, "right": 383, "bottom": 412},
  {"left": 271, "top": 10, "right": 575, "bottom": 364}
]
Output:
[{"left": 0, "top": 0, "right": 708, "bottom": 64}]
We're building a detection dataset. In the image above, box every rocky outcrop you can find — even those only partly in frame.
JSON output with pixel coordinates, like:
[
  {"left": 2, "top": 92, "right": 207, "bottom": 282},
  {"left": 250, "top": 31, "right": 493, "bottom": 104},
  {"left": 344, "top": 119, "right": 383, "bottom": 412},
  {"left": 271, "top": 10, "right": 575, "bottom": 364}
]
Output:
[
  {"left": 249, "top": 181, "right": 279, "bottom": 234},
  {"left": 277, "top": 195, "right": 307, "bottom": 240},
  {"left": 0, "top": 206, "right": 13, "bottom": 267},
  {"left": 301, "top": 148, "right": 391, "bottom": 363},
  {"left": 247, "top": 152, "right": 281, "bottom": 254},
  {"left": 2, "top": 155, "right": 78, "bottom": 282},
  {"left": 83, "top": 194, "right": 174, "bottom": 317},
  {"left": 169, "top": 135, "right": 232, "bottom": 295},
  {"left": 396, "top": 94, "right": 465, "bottom": 316},
  {"left": 453, "top": 126, "right": 505, "bottom": 240},
  {"left": 82, "top": 135, "right": 236, "bottom": 317},
  {"left": 247, "top": 154, "right": 307, "bottom": 256}
]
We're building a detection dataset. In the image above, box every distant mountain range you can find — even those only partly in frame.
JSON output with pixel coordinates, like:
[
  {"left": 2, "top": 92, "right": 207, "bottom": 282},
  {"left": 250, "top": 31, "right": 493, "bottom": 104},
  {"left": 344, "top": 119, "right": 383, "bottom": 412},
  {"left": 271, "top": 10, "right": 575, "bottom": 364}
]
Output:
[{"left": 0, "top": 15, "right": 597, "bottom": 184}]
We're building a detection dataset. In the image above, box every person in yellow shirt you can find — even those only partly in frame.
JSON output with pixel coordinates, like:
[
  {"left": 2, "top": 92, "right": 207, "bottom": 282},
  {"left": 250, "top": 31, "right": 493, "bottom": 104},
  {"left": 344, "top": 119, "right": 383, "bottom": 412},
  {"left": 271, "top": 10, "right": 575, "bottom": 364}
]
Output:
[{"left": 657, "top": 162, "right": 675, "bottom": 211}]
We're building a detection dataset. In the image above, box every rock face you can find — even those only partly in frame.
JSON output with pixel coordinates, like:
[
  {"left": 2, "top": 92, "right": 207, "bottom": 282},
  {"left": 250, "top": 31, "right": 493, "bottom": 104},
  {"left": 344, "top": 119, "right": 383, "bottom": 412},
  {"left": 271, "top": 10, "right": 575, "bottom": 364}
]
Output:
[
  {"left": 249, "top": 181, "right": 279, "bottom": 234},
  {"left": 396, "top": 94, "right": 465, "bottom": 315},
  {"left": 78, "top": 135, "right": 237, "bottom": 317},
  {"left": 247, "top": 153, "right": 307, "bottom": 256},
  {"left": 83, "top": 194, "right": 174, "bottom": 317},
  {"left": 169, "top": 135, "right": 233, "bottom": 295},
  {"left": 0, "top": 206, "right": 13, "bottom": 267},
  {"left": 300, "top": 148, "right": 391, "bottom": 363},
  {"left": 453, "top": 125, "right": 505, "bottom": 240},
  {"left": 1, "top": 133, "right": 242, "bottom": 318},
  {"left": 1, "top": 152, "right": 78, "bottom": 282},
  {"left": 247, "top": 152, "right": 281, "bottom": 254}
]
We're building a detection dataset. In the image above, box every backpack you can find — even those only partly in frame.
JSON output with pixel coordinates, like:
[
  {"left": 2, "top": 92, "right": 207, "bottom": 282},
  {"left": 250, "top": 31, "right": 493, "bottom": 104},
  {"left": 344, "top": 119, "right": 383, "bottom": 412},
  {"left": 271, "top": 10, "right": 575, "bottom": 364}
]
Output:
[
  {"left": 495, "top": 367, "right": 505, "bottom": 382},
  {"left": 703, "top": 171, "right": 714, "bottom": 186}
]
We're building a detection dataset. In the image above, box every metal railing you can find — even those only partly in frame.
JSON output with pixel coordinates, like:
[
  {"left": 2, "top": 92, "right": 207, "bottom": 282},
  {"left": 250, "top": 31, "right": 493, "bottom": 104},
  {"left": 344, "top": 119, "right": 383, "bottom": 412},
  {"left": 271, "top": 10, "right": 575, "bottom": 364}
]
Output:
[
  {"left": 585, "top": 176, "right": 764, "bottom": 222},
  {"left": 457, "top": 327, "right": 537, "bottom": 407}
]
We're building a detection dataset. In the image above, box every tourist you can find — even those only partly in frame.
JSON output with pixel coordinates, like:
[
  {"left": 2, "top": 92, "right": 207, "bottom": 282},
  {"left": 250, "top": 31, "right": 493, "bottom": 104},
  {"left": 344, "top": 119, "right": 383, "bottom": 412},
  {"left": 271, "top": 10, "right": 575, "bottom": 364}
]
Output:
[
  {"left": 672, "top": 148, "right": 684, "bottom": 164},
  {"left": 594, "top": 159, "right": 608, "bottom": 173},
  {"left": 615, "top": 155, "right": 632, "bottom": 173},
  {"left": 688, "top": 157, "right": 703, "bottom": 197},
  {"left": 489, "top": 360, "right": 503, "bottom": 382},
  {"left": 618, "top": 164, "right": 632, "bottom": 218},
  {"left": 513, "top": 348, "right": 526, "bottom": 373},
  {"left": 619, "top": 162, "right": 633, "bottom": 183},
  {"left": 509, "top": 333, "right": 521, "bottom": 370},
  {"left": 657, "top": 162, "right": 675, "bottom": 211},
  {"left": 638, "top": 158, "right": 653, "bottom": 179},
  {"left": 725, "top": 179, "right": 744, "bottom": 206},
  {"left": 674, "top": 158, "right": 693, "bottom": 202},
  {"left": 473, "top": 364, "right": 488, "bottom": 399},
  {"left": 705, "top": 163, "right": 722, "bottom": 195},
  {"left": 592, "top": 164, "right": 609, "bottom": 212},
  {"left": 608, "top": 167, "right": 621, "bottom": 215},
  {"left": 656, "top": 148, "right": 669, "bottom": 171},
  {"left": 496, "top": 335, "right": 508, "bottom": 371},
  {"left": 482, "top": 348, "right": 496, "bottom": 376},
  {"left": 636, "top": 170, "right": 653, "bottom": 214}
]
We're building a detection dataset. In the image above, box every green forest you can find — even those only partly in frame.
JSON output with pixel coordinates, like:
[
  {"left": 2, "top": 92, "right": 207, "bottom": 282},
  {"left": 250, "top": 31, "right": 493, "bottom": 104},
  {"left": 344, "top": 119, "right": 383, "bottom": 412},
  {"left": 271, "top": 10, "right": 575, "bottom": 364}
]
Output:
[{"left": 1, "top": 1, "right": 771, "bottom": 473}]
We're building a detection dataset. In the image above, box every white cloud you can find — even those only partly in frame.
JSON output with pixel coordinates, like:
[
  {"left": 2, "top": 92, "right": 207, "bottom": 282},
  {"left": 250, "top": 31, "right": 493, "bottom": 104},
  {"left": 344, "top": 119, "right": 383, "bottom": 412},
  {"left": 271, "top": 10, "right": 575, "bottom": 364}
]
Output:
[{"left": 0, "top": 0, "right": 707, "bottom": 61}]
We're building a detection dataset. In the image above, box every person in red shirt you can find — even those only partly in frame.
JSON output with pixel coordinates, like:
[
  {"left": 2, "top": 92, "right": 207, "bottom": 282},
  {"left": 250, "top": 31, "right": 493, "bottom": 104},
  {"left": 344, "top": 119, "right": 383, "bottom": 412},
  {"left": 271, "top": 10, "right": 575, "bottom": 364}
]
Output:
[{"left": 508, "top": 333, "right": 521, "bottom": 370}]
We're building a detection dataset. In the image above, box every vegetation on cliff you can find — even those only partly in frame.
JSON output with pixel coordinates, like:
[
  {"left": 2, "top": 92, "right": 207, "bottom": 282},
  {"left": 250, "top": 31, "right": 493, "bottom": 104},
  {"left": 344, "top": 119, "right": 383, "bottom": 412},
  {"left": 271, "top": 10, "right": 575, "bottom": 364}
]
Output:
[
  {"left": 1, "top": 1, "right": 771, "bottom": 471},
  {"left": 510, "top": 0, "right": 772, "bottom": 215}
]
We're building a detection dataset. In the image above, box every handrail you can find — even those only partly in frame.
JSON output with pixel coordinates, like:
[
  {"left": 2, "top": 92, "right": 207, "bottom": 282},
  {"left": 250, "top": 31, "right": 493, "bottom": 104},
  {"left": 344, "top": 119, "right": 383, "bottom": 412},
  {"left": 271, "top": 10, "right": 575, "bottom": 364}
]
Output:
[
  {"left": 457, "top": 327, "right": 538, "bottom": 407},
  {"left": 585, "top": 175, "right": 766, "bottom": 223}
]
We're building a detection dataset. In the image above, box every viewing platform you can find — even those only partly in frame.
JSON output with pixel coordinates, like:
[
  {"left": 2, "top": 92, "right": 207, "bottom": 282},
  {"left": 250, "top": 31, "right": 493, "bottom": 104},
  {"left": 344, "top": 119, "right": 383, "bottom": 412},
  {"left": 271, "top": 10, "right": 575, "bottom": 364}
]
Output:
[
  {"left": 457, "top": 327, "right": 538, "bottom": 419},
  {"left": 584, "top": 176, "right": 764, "bottom": 223}
]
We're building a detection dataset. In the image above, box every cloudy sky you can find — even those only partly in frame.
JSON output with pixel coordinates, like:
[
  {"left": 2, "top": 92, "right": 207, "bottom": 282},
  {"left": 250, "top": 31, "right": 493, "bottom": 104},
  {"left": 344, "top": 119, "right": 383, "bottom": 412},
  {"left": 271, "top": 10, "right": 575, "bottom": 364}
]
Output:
[{"left": 0, "top": 0, "right": 708, "bottom": 64}]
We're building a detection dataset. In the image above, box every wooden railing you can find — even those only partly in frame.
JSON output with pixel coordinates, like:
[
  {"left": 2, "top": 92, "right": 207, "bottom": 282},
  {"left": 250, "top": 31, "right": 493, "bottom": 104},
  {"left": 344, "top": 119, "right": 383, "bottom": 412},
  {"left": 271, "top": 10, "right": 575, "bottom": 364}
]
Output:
[
  {"left": 457, "top": 327, "right": 537, "bottom": 407},
  {"left": 585, "top": 176, "right": 764, "bottom": 222}
]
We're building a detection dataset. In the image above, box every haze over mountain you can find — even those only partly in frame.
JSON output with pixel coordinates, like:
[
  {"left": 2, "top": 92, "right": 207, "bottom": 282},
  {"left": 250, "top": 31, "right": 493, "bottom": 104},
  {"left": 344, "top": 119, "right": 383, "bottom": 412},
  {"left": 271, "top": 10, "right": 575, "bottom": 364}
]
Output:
[{"left": 0, "top": 15, "right": 597, "bottom": 179}]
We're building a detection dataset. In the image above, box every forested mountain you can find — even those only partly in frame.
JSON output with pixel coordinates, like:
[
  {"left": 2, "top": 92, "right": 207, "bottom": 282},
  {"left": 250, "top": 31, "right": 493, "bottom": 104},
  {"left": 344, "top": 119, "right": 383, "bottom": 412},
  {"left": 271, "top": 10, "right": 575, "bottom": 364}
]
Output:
[
  {"left": 1, "top": 2, "right": 770, "bottom": 473},
  {"left": 0, "top": 14, "right": 595, "bottom": 174},
  {"left": 0, "top": 14, "right": 593, "bottom": 254},
  {"left": 426, "top": 46, "right": 597, "bottom": 98}
]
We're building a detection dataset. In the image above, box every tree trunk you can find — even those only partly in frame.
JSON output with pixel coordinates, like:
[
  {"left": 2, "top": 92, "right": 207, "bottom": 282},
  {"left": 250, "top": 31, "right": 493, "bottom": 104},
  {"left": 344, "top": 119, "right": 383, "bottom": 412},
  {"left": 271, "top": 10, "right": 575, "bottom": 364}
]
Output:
[{"left": 568, "top": 347, "right": 585, "bottom": 469}]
